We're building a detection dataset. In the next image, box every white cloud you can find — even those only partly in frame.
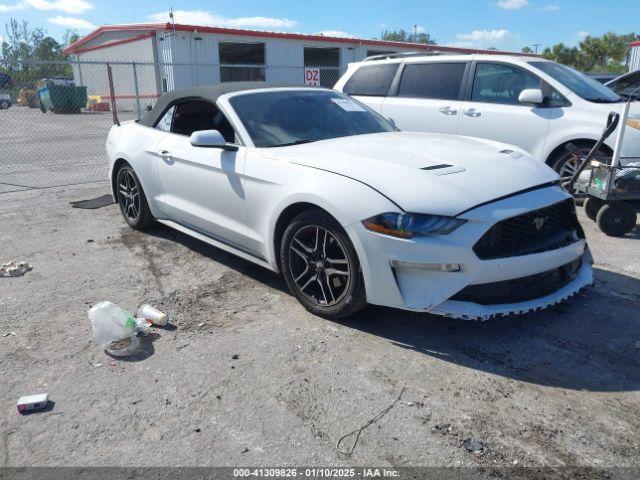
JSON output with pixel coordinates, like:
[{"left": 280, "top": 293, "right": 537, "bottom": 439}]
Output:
[
  {"left": 0, "top": 2, "right": 24, "bottom": 12},
  {"left": 414, "top": 25, "right": 426, "bottom": 34},
  {"left": 577, "top": 31, "right": 590, "bottom": 40},
  {"left": 314, "top": 30, "right": 354, "bottom": 38},
  {"left": 495, "top": 0, "right": 528, "bottom": 10},
  {"left": 148, "top": 10, "right": 298, "bottom": 30},
  {"left": 540, "top": 4, "right": 560, "bottom": 11},
  {"left": 457, "top": 29, "right": 511, "bottom": 42},
  {"left": 377, "top": 23, "right": 388, "bottom": 29},
  {"left": 47, "top": 15, "right": 96, "bottom": 30},
  {"left": 25, "top": 0, "right": 93, "bottom": 14}
]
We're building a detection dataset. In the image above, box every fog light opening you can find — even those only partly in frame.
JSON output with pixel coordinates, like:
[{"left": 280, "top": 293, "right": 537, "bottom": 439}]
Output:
[{"left": 390, "top": 260, "right": 462, "bottom": 272}]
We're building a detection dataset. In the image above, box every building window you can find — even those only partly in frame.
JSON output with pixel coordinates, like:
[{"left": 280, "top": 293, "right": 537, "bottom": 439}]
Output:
[
  {"left": 304, "top": 47, "right": 340, "bottom": 87},
  {"left": 219, "top": 42, "right": 266, "bottom": 82}
]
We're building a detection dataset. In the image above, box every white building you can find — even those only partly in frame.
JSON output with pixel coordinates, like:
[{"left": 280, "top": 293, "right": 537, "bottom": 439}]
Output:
[
  {"left": 63, "top": 22, "right": 527, "bottom": 111},
  {"left": 630, "top": 41, "right": 640, "bottom": 72}
]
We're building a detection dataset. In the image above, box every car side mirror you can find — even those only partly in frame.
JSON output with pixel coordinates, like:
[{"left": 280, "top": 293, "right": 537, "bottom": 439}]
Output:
[
  {"left": 518, "top": 88, "right": 544, "bottom": 105},
  {"left": 189, "top": 129, "right": 238, "bottom": 151}
]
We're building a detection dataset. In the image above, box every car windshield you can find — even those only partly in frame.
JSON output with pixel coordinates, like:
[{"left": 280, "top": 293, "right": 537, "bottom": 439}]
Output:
[
  {"left": 229, "top": 89, "right": 395, "bottom": 148},
  {"left": 530, "top": 61, "right": 622, "bottom": 103},
  {"left": 608, "top": 71, "right": 640, "bottom": 101}
]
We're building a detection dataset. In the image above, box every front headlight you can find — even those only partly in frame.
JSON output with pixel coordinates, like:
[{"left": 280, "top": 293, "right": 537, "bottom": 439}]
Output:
[{"left": 362, "top": 212, "right": 466, "bottom": 238}]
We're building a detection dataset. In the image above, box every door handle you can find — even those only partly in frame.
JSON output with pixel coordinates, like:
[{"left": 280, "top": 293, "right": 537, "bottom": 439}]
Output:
[
  {"left": 463, "top": 108, "right": 482, "bottom": 118},
  {"left": 439, "top": 106, "right": 458, "bottom": 115}
]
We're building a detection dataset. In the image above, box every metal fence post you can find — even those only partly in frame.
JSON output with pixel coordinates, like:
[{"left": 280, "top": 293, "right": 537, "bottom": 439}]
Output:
[{"left": 132, "top": 62, "right": 142, "bottom": 119}]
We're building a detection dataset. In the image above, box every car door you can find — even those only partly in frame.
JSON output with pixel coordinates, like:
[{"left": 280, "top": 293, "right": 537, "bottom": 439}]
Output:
[
  {"left": 381, "top": 62, "right": 468, "bottom": 134},
  {"left": 154, "top": 99, "right": 251, "bottom": 251},
  {"left": 458, "top": 62, "right": 553, "bottom": 157}
]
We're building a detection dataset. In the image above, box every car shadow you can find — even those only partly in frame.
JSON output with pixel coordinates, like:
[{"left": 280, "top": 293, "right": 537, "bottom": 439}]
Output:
[
  {"left": 142, "top": 223, "right": 640, "bottom": 392},
  {"left": 336, "top": 267, "right": 640, "bottom": 392},
  {"left": 143, "top": 223, "right": 288, "bottom": 293}
]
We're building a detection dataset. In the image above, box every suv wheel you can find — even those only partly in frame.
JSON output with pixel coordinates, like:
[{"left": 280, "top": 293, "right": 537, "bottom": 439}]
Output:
[{"left": 552, "top": 146, "right": 607, "bottom": 185}]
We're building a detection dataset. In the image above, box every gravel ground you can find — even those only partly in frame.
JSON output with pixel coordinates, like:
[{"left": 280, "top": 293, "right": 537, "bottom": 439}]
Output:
[{"left": 0, "top": 182, "right": 639, "bottom": 473}]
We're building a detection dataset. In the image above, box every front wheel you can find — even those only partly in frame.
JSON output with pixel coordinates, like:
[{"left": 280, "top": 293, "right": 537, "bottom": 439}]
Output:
[
  {"left": 280, "top": 209, "right": 366, "bottom": 319},
  {"left": 116, "top": 165, "right": 153, "bottom": 230},
  {"left": 596, "top": 202, "right": 637, "bottom": 237},
  {"left": 552, "top": 146, "right": 608, "bottom": 186}
]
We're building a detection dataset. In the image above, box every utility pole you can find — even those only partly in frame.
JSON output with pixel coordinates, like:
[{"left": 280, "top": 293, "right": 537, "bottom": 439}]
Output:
[{"left": 531, "top": 43, "right": 541, "bottom": 54}]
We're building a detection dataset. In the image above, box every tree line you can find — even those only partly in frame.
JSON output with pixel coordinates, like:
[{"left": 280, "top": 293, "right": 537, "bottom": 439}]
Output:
[
  {"left": 0, "top": 19, "right": 78, "bottom": 87},
  {"left": 535, "top": 32, "right": 639, "bottom": 74},
  {"left": 381, "top": 28, "right": 638, "bottom": 74}
]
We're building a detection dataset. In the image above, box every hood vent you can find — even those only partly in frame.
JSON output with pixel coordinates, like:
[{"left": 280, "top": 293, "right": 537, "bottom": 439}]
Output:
[{"left": 421, "top": 164, "right": 454, "bottom": 170}]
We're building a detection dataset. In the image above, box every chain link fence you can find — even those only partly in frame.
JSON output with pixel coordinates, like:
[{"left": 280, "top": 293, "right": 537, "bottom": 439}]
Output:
[{"left": 0, "top": 60, "right": 340, "bottom": 193}]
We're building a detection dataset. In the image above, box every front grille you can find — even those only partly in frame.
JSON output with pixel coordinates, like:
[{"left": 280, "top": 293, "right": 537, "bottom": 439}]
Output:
[
  {"left": 473, "top": 199, "right": 583, "bottom": 260},
  {"left": 451, "top": 259, "right": 582, "bottom": 305}
]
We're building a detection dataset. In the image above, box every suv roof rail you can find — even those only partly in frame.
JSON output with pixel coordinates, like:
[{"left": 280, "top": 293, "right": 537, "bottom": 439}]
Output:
[{"left": 362, "top": 51, "right": 463, "bottom": 62}]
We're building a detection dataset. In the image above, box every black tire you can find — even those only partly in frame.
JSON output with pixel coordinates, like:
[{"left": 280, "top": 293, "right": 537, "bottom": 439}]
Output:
[
  {"left": 583, "top": 197, "right": 603, "bottom": 222},
  {"left": 596, "top": 202, "right": 637, "bottom": 237},
  {"left": 116, "top": 165, "right": 153, "bottom": 230},
  {"left": 551, "top": 145, "right": 608, "bottom": 186},
  {"left": 280, "top": 209, "right": 366, "bottom": 319}
]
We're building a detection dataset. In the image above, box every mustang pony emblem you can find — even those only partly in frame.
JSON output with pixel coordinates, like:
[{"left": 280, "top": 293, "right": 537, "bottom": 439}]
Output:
[{"left": 533, "top": 216, "right": 548, "bottom": 231}]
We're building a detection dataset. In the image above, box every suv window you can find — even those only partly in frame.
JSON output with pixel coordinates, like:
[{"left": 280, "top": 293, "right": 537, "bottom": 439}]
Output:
[
  {"left": 343, "top": 63, "right": 398, "bottom": 96},
  {"left": 472, "top": 63, "right": 541, "bottom": 105},
  {"left": 397, "top": 63, "right": 466, "bottom": 100},
  {"left": 168, "top": 100, "right": 236, "bottom": 142}
]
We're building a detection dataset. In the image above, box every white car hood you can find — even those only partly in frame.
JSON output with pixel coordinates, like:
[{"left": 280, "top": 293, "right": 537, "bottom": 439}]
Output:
[{"left": 262, "top": 132, "right": 560, "bottom": 216}]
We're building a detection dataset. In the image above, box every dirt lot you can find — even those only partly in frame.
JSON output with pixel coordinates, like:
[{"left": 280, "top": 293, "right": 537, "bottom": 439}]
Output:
[{"left": 0, "top": 176, "right": 639, "bottom": 472}]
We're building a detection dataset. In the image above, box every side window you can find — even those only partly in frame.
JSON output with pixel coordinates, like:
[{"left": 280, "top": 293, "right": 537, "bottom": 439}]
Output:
[
  {"left": 472, "top": 63, "right": 541, "bottom": 105},
  {"left": 170, "top": 100, "right": 237, "bottom": 142},
  {"left": 343, "top": 63, "right": 398, "bottom": 96},
  {"left": 543, "top": 82, "right": 571, "bottom": 107},
  {"left": 398, "top": 63, "right": 467, "bottom": 100},
  {"left": 156, "top": 105, "right": 175, "bottom": 132}
]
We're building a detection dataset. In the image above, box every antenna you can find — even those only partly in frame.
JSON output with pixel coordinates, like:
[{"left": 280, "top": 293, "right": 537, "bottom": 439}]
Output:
[{"left": 164, "top": 6, "right": 177, "bottom": 38}]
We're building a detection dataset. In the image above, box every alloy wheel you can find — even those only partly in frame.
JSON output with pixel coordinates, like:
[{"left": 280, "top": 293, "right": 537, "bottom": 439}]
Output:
[
  {"left": 118, "top": 169, "right": 141, "bottom": 222},
  {"left": 288, "top": 225, "right": 351, "bottom": 307}
]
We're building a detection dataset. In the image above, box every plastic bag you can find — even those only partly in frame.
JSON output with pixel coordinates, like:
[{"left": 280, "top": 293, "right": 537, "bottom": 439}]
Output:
[{"left": 88, "top": 301, "right": 137, "bottom": 346}]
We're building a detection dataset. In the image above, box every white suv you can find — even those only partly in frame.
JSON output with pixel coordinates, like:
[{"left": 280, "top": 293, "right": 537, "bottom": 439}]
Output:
[{"left": 334, "top": 54, "right": 640, "bottom": 178}]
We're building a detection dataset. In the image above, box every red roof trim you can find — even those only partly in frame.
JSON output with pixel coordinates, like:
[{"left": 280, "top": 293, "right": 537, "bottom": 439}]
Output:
[
  {"left": 63, "top": 24, "right": 164, "bottom": 55},
  {"left": 631, "top": 41, "right": 640, "bottom": 47},
  {"left": 63, "top": 22, "right": 536, "bottom": 57},
  {"left": 66, "top": 32, "right": 155, "bottom": 55}
]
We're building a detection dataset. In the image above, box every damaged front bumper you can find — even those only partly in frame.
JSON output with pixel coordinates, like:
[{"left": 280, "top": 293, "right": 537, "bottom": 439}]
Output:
[{"left": 428, "top": 256, "right": 593, "bottom": 320}]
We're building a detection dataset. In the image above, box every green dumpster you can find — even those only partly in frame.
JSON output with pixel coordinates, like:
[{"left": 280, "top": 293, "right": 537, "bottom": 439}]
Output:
[{"left": 37, "top": 81, "right": 87, "bottom": 113}]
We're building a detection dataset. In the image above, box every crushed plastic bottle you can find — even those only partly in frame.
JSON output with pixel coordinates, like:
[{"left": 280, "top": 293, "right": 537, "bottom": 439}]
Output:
[{"left": 88, "top": 301, "right": 137, "bottom": 345}]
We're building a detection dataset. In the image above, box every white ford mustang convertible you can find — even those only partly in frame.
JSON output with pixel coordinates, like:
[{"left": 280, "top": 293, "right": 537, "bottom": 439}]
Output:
[{"left": 107, "top": 83, "right": 593, "bottom": 320}]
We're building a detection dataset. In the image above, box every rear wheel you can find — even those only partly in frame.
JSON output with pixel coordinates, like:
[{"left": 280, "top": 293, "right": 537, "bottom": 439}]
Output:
[
  {"left": 596, "top": 202, "right": 637, "bottom": 237},
  {"left": 583, "top": 197, "right": 603, "bottom": 222},
  {"left": 116, "top": 165, "right": 153, "bottom": 230},
  {"left": 280, "top": 209, "right": 366, "bottom": 318}
]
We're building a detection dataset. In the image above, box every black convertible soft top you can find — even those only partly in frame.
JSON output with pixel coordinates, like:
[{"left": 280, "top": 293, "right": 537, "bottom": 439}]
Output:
[{"left": 138, "top": 82, "right": 315, "bottom": 127}]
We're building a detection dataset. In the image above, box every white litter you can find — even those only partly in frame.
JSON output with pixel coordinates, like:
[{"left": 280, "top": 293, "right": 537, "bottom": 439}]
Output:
[
  {"left": 0, "top": 261, "right": 32, "bottom": 277},
  {"left": 137, "top": 304, "right": 168, "bottom": 326}
]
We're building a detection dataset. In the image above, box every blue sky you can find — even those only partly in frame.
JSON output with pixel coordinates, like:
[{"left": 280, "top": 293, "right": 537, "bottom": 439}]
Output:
[{"left": 1, "top": 0, "right": 638, "bottom": 51}]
